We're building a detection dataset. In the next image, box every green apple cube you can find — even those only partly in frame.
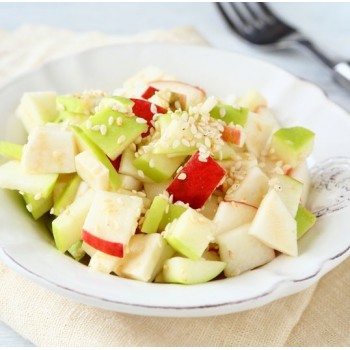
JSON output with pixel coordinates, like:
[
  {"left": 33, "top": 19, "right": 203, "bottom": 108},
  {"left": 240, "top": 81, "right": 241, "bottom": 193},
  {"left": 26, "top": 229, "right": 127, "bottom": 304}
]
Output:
[
  {"left": 271, "top": 127, "right": 315, "bottom": 167},
  {"left": 56, "top": 95, "right": 90, "bottom": 114},
  {"left": 75, "top": 150, "right": 109, "bottom": 191},
  {"left": 81, "top": 108, "right": 147, "bottom": 160},
  {"left": 116, "top": 233, "right": 174, "bottom": 282},
  {"left": 22, "top": 192, "right": 53, "bottom": 220},
  {"left": 248, "top": 189, "right": 298, "bottom": 256},
  {"left": 158, "top": 203, "right": 187, "bottom": 231},
  {"left": 163, "top": 208, "right": 216, "bottom": 260},
  {"left": 118, "top": 147, "right": 153, "bottom": 183},
  {"left": 52, "top": 189, "right": 95, "bottom": 253},
  {"left": 21, "top": 124, "right": 77, "bottom": 174},
  {"left": 16, "top": 91, "right": 58, "bottom": 133},
  {"left": 270, "top": 174, "right": 303, "bottom": 217},
  {"left": 53, "top": 173, "right": 82, "bottom": 216},
  {"left": 0, "top": 141, "right": 23, "bottom": 160},
  {"left": 0, "top": 160, "right": 58, "bottom": 197},
  {"left": 162, "top": 257, "right": 226, "bottom": 284},
  {"left": 67, "top": 240, "right": 86, "bottom": 261},
  {"left": 53, "top": 174, "right": 75, "bottom": 203},
  {"left": 133, "top": 152, "right": 185, "bottom": 183},
  {"left": 141, "top": 196, "right": 169, "bottom": 234},
  {"left": 98, "top": 96, "right": 134, "bottom": 114},
  {"left": 217, "top": 224, "right": 275, "bottom": 277},
  {"left": 295, "top": 204, "right": 316, "bottom": 239},
  {"left": 71, "top": 125, "right": 122, "bottom": 191},
  {"left": 55, "top": 110, "right": 90, "bottom": 125},
  {"left": 212, "top": 142, "right": 237, "bottom": 161},
  {"left": 210, "top": 104, "right": 248, "bottom": 126}
]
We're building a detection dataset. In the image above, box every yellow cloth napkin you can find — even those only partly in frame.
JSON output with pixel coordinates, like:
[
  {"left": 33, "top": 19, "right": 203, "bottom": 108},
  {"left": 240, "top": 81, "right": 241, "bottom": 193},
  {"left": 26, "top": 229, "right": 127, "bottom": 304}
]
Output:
[{"left": 0, "top": 25, "right": 349, "bottom": 347}]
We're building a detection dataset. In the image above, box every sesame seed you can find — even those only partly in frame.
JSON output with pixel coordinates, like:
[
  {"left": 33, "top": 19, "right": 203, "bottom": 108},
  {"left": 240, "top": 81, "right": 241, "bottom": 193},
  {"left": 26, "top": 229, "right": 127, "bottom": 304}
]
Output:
[
  {"left": 150, "top": 103, "right": 157, "bottom": 114},
  {"left": 190, "top": 124, "right": 197, "bottom": 135},
  {"left": 181, "top": 139, "right": 191, "bottom": 147},
  {"left": 19, "top": 191, "right": 24, "bottom": 195},
  {"left": 116, "top": 117, "right": 123, "bottom": 126},
  {"left": 108, "top": 116, "right": 115, "bottom": 125},
  {"left": 130, "top": 143, "right": 137, "bottom": 151},
  {"left": 136, "top": 117, "right": 147, "bottom": 124},
  {"left": 26, "top": 204, "right": 33, "bottom": 213},
  {"left": 198, "top": 156, "right": 208, "bottom": 163},
  {"left": 204, "top": 137, "right": 211, "bottom": 148},
  {"left": 165, "top": 204, "right": 169, "bottom": 214},
  {"left": 219, "top": 107, "right": 226, "bottom": 118},
  {"left": 117, "top": 135, "right": 126, "bottom": 144},
  {"left": 137, "top": 170, "right": 145, "bottom": 178},
  {"left": 50, "top": 208, "right": 54, "bottom": 215},
  {"left": 178, "top": 173, "right": 187, "bottom": 180},
  {"left": 100, "top": 124, "right": 107, "bottom": 135},
  {"left": 172, "top": 140, "right": 180, "bottom": 149},
  {"left": 176, "top": 166, "right": 183, "bottom": 174},
  {"left": 149, "top": 159, "right": 155, "bottom": 168},
  {"left": 86, "top": 120, "right": 92, "bottom": 129},
  {"left": 34, "top": 193, "right": 42, "bottom": 200},
  {"left": 274, "top": 184, "right": 283, "bottom": 191},
  {"left": 91, "top": 125, "right": 101, "bottom": 131}
]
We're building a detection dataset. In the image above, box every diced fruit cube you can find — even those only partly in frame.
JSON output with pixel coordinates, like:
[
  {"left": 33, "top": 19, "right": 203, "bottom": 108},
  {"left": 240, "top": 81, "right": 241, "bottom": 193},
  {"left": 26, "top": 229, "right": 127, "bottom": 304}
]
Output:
[
  {"left": 295, "top": 204, "right": 316, "bottom": 239},
  {"left": 119, "top": 174, "right": 142, "bottom": 192},
  {"left": 81, "top": 108, "right": 147, "bottom": 160},
  {"left": 217, "top": 224, "right": 275, "bottom": 277},
  {"left": 133, "top": 152, "right": 185, "bottom": 183},
  {"left": 271, "top": 127, "right": 315, "bottom": 167},
  {"left": 82, "top": 191, "right": 144, "bottom": 257},
  {"left": 89, "top": 251, "right": 122, "bottom": 274},
  {"left": 16, "top": 91, "right": 58, "bottom": 133},
  {"left": 214, "top": 200, "right": 257, "bottom": 235},
  {"left": 71, "top": 125, "right": 122, "bottom": 191},
  {"left": 0, "top": 160, "right": 58, "bottom": 197},
  {"left": 57, "top": 95, "right": 93, "bottom": 115},
  {"left": 161, "top": 257, "right": 226, "bottom": 285},
  {"left": 163, "top": 208, "right": 216, "bottom": 260},
  {"left": 52, "top": 173, "right": 82, "bottom": 216},
  {"left": 21, "top": 124, "right": 77, "bottom": 174},
  {"left": 248, "top": 189, "right": 298, "bottom": 256},
  {"left": 116, "top": 233, "right": 174, "bottom": 282},
  {"left": 0, "top": 141, "right": 23, "bottom": 160},
  {"left": 166, "top": 151, "right": 226, "bottom": 209},
  {"left": 141, "top": 196, "right": 169, "bottom": 234},
  {"left": 52, "top": 189, "right": 95, "bottom": 253},
  {"left": 269, "top": 174, "right": 303, "bottom": 217},
  {"left": 210, "top": 104, "right": 248, "bottom": 126},
  {"left": 75, "top": 150, "right": 109, "bottom": 191},
  {"left": 225, "top": 166, "right": 269, "bottom": 207},
  {"left": 158, "top": 202, "right": 187, "bottom": 231},
  {"left": 22, "top": 192, "right": 53, "bottom": 220}
]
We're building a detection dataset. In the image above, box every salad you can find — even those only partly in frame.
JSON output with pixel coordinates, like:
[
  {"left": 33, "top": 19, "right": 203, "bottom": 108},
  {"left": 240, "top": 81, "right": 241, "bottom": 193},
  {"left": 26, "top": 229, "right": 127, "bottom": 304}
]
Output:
[{"left": 0, "top": 67, "right": 316, "bottom": 285}]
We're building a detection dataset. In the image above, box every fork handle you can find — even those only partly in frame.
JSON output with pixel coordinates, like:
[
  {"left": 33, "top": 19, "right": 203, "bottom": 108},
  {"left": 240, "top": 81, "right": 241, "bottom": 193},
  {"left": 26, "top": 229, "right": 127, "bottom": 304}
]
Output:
[{"left": 294, "top": 38, "right": 350, "bottom": 90}]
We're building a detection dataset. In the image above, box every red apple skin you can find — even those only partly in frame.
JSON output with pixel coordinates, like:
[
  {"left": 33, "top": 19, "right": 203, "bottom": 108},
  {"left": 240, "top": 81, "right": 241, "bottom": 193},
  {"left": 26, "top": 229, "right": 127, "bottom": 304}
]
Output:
[
  {"left": 141, "top": 86, "right": 159, "bottom": 99},
  {"left": 131, "top": 98, "right": 167, "bottom": 137},
  {"left": 109, "top": 155, "right": 122, "bottom": 172},
  {"left": 222, "top": 125, "right": 242, "bottom": 146},
  {"left": 166, "top": 151, "right": 226, "bottom": 209},
  {"left": 82, "top": 229, "right": 124, "bottom": 257}
]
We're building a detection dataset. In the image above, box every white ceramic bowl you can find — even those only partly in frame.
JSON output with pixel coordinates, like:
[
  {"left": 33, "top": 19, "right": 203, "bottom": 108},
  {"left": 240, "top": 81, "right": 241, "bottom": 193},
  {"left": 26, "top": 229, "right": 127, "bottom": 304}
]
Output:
[{"left": 0, "top": 43, "right": 350, "bottom": 317}]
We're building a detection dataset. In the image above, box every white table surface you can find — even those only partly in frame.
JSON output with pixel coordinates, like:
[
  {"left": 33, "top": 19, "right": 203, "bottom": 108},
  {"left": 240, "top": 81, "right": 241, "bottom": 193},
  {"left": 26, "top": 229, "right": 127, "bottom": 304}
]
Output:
[{"left": 0, "top": 2, "right": 350, "bottom": 347}]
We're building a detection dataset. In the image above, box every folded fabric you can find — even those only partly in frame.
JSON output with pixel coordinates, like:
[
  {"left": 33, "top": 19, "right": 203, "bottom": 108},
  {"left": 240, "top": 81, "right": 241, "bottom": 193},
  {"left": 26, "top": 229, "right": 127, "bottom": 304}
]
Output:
[{"left": 0, "top": 24, "right": 349, "bottom": 347}]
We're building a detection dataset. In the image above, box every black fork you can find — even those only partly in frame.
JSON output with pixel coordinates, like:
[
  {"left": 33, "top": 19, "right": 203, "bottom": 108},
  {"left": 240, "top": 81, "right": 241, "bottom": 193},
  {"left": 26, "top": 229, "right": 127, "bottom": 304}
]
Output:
[{"left": 216, "top": 2, "right": 350, "bottom": 90}]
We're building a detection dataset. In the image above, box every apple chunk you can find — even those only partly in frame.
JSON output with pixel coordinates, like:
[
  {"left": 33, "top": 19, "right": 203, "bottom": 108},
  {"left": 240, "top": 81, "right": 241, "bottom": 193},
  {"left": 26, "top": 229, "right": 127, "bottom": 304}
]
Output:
[
  {"left": 217, "top": 224, "right": 275, "bottom": 277},
  {"left": 271, "top": 126, "right": 315, "bottom": 167},
  {"left": 82, "top": 191, "right": 144, "bottom": 257},
  {"left": 148, "top": 80, "right": 206, "bottom": 109},
  {"left": 161, "top": 257, "right": 226, "bottom": 285},
  {"left": 115, "top": 233, "right": 174, "bottom": 282},
  {"left": 248, "top": 189, "right": 298, "bottom": 256},
  {"left": 214, "top": 200, "right": 257, "bottom": 235},
  {"left": 163, "top": 208, "right": 216, "bottom": 260},
  {"left": 166, "top": 151, "right": 226, "bottom": 209},
  {"left": 295, "top": 204, "right": 316, "bottom": 239}
]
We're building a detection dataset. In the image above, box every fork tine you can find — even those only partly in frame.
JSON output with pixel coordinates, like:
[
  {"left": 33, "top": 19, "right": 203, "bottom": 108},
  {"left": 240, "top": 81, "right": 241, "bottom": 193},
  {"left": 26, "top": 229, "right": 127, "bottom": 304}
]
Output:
[{"left": 216, "top": 3, "right": 244, "bottom": 34}]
